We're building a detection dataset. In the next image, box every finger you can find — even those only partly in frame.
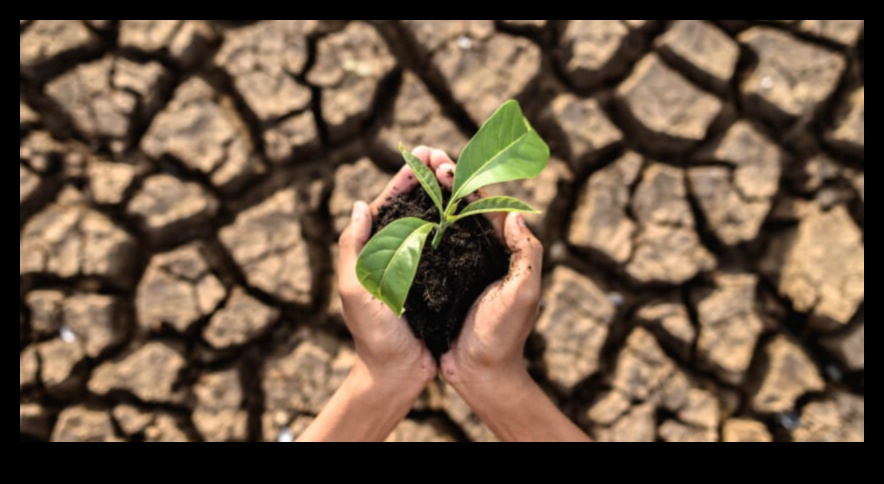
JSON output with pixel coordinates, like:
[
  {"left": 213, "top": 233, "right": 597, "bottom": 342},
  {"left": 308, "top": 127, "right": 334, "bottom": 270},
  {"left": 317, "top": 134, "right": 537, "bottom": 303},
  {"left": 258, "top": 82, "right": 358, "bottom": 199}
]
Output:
[
  {"left": 369, "top": 164, "right": 420, "bottom": 216},
  {"left": 435, "top": 163, "right": 455, "bottom": 191},
  {"left": 338, "top": 201, "right": 372, "bottom": 291},
  {"left": 430, "top": 148, "right": 455, "bottom": 171},
  {"left": 500, "top": 213, "right": 543, "bottom": 305},
  {"left": 412, "top": 145, "right": 432, "bottom": 164}
]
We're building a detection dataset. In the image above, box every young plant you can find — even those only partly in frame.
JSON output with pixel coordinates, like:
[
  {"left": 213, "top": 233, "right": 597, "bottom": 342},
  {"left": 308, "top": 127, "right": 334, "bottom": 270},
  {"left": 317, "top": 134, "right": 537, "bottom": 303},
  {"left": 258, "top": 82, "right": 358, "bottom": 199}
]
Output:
[{"left": 356, "top": 100, "right": 549, "bottom": 316}]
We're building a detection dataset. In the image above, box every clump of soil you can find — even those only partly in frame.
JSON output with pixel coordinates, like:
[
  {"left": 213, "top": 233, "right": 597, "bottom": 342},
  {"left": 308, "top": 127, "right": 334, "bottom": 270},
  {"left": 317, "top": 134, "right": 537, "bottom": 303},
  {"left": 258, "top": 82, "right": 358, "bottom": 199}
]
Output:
[{"left": 375, "top": 188, "right": 510, "bottom": 359}]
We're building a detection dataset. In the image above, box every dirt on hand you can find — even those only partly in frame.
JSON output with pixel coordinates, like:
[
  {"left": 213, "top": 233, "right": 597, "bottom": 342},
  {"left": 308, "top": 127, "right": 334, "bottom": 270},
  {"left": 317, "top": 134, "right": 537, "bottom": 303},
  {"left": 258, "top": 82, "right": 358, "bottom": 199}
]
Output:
[{"left": 374, "top": 188, "right": 509, "bottom": 359}]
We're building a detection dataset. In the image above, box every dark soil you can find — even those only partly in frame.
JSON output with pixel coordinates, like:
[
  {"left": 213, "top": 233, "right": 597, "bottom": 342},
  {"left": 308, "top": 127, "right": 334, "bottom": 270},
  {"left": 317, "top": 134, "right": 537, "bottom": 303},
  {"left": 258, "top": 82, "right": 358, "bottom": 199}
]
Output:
[{"left": 375, "top": 188, "right": 510, "bottom": 359}]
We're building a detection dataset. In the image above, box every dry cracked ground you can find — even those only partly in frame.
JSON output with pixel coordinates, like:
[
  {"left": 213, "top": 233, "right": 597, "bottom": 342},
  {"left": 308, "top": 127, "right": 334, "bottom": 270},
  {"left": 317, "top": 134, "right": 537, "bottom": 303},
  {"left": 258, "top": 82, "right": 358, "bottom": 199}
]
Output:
[{"left": 20, "top": 20, "right": 864, "bottom": 442}]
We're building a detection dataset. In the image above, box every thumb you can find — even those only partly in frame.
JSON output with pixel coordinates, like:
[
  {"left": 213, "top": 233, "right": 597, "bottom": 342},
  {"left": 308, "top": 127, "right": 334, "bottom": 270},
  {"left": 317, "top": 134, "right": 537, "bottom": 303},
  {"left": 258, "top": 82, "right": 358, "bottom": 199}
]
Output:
[
  {"left": 500, "top": 213, "right": 543, "bottom": 306},
  {"left": 338, "top": 201, "right": 372, "bottom": 291}
]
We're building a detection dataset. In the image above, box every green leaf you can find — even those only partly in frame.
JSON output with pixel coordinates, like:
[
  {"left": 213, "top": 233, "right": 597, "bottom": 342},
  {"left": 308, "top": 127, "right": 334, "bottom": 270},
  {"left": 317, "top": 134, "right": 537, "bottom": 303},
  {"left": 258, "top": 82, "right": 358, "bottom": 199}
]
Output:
[
  {"left": 450, "top": 196, "right": 540, "bottom": 222},
  {"left": 400, "top": 143, "right": 444, "bottom": 215},
  {"left": 356, "top": 217, "right": 435, "bottom": 317},
  {"left": 451, "top": 100, "right": 550, "bottom": 202}
]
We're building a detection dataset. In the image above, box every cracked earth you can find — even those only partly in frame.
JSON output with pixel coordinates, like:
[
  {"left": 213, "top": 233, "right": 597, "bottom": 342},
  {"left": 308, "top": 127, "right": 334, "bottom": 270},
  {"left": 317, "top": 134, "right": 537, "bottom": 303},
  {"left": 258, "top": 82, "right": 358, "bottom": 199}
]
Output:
[{"left": 21, "top": 20, "right": 863, "bottom": 442}]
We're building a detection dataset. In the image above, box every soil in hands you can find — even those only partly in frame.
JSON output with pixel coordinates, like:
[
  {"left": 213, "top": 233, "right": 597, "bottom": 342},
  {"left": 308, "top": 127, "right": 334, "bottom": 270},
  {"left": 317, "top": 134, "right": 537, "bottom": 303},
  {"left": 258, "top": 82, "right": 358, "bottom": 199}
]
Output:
[{"left": 375, "top": 188, "right": 510, "bottom": 359}]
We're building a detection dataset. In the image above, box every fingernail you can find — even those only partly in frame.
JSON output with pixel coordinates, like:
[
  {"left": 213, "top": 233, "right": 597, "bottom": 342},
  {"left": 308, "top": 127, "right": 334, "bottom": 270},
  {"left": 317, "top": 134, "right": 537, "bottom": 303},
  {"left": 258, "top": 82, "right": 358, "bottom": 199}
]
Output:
[
  {"left": 440, "top": 163, "right": 455, "bottom": 177},
  {"left": 352, "top": 201, "right": 365, "bottom": 220},
  {"left": 516, "top": 214, "right": 527, "bottom": 229}
]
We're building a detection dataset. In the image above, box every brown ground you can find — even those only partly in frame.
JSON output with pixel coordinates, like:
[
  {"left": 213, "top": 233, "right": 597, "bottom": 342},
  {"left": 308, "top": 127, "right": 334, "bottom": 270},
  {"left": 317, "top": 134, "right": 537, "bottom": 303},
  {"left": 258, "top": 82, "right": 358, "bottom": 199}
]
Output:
[{"left": 21, "top": 20, "right": 863, "bottom": 442}]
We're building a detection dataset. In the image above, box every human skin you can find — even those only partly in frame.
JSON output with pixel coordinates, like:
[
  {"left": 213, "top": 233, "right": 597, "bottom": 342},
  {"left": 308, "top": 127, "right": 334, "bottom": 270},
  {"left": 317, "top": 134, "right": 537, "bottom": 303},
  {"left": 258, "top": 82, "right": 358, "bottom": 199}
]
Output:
[
  {"left": 298, "top": 147, "right": 590, "bottom": 442},
  {"left": 297, "top": 155, "right": 436, "bottom": 442},
  {"left": 430, "top": 149, "right": 590, "bottom": 442}
]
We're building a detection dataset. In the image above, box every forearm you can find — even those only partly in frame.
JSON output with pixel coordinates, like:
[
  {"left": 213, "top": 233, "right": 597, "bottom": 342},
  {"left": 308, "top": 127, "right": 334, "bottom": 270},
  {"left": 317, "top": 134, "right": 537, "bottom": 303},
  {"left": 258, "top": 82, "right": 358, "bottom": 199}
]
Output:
[
  {"left": 453, "top": 368, "right": 591, "bottom": 442},
  {"left": 297, "top": 359, "right": 422, "bottom": 442}
]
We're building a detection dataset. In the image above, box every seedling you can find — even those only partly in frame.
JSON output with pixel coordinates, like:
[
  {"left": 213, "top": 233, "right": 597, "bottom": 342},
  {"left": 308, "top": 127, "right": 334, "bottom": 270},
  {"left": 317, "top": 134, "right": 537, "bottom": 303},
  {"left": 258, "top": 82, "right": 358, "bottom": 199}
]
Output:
[{"left": 356, "top": 100, "right": 549, "bottom": 316}]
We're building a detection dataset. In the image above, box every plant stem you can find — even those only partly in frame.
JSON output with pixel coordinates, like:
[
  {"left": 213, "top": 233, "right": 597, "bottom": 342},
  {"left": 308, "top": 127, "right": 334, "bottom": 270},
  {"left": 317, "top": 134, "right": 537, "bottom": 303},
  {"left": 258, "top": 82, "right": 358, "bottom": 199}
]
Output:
[
  {"left": 444, "top": 200, "right": 461, "bottom": 218},
  {"left": 431, "top": 224, "right": 446, "bottom": 249}
]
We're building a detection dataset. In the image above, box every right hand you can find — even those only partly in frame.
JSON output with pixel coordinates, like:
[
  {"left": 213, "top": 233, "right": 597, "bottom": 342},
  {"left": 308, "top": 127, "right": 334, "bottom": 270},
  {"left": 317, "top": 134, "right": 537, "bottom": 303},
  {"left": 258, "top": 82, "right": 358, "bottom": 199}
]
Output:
[
  {"left": 440, "top": 212, "right": 544, "bottom": 388},
  {"left": 421, "top": 148, "right": 545, "bottom": 389},
  {"left": 424, "top": 148, "right": 589, "bottom": 442}
]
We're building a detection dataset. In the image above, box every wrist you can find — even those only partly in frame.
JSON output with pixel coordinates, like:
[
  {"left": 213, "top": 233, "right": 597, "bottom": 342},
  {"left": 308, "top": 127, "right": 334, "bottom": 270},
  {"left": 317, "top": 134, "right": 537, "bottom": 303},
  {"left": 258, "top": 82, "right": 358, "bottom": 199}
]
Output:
[
  {"left": 349, "top": 356, "right": 430, "bottom": 407},
  {"left": 444, "top": 359, "right": 590, "bottom": 442},
  {"left": 298, "top": 358, "right": 424, "bottom": 442},
  {"left": 447, "top": 359, "right": 534, "bottom": 410},
  {"left": 442, "top": 345, "right": 529, "bottom": 391}
]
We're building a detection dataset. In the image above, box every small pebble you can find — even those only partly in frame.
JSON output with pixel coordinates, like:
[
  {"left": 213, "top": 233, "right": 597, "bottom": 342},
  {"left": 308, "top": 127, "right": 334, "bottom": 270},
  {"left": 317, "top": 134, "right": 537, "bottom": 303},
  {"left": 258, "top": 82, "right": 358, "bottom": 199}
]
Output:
[
  {"left": 825, "top": 364, "right": 843, "bottom": 383},
  {"left": 774, "top": 412, "right": 800, "bottom": 430},
  {"left": 608, "top": 292, "right": 625, "bottom": 308},
  {"left": 60, "top": 326, "right": 77, "bottom": 344},
  {"left": 549, "top": 241, "right": 568, "bottom": 263},
  {"left": 277, "top": 427, "right": 294, "bottom": 443}
]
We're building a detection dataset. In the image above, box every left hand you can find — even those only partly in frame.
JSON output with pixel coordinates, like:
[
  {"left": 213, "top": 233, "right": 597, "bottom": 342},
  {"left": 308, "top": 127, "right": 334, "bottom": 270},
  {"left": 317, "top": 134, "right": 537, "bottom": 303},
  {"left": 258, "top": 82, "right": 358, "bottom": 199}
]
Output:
[
  {"left": 421, "top": 148, "right": 542, "bottom": 389},
  {"left": 337, "top": 147, "right": 439, "bottom": 391},
  {"left": 298, "top": 149, "right": 440, "bottom": 441}
]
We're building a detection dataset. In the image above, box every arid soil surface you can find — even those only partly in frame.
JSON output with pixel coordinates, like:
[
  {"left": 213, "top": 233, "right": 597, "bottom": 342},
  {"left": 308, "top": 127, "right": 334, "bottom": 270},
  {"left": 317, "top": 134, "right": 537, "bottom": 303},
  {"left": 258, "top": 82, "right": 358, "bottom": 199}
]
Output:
[{"left": 21, "top": 20, "right": 863, "bottom": 442}]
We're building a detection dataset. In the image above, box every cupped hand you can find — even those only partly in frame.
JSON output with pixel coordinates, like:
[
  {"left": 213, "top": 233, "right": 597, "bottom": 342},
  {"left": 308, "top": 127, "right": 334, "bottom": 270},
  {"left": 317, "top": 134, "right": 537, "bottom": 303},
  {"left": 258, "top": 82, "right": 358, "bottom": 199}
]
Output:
[
  {"left": 337, "top": 147, "right": 441, "bottom": 389},
  {"left": 424, "top": 148, "right": 591, "bottom": 442},
  {"left": 299, "top": 151, "right": 441, "bottom": 442},
  {"left": 422, "top": 149, "right": 544, "bottom": 388}
]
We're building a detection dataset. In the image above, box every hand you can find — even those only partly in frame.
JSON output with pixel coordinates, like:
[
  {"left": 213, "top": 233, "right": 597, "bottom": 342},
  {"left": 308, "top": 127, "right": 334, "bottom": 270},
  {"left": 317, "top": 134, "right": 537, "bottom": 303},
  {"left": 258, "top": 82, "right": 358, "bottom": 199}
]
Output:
[
  {"left": 337, "top": 159, "right": 437, "bottom": 389},
  {"left": 420, "top": 148, "right": 542, "bottom": 386},
  {"left": 298, "top": 149, "right": 438, "bottom": 441},
  {"left": 427, "top": 148, "right": 590, "bottom": 442}
]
